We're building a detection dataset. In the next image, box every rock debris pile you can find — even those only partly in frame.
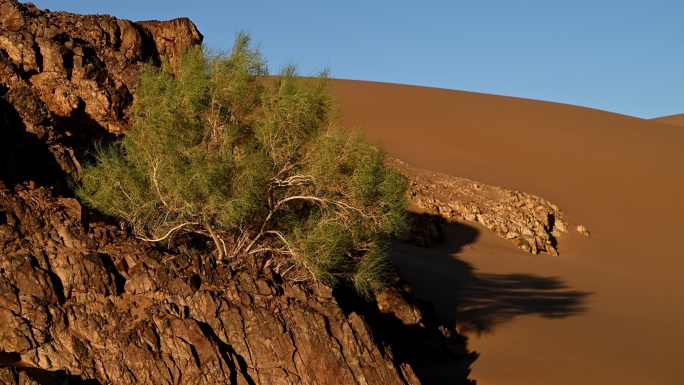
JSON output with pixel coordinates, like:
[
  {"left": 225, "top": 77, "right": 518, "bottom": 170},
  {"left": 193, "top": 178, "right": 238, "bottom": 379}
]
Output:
[{"left": 392, "top": 159, "right": 588, "bottom": 255}]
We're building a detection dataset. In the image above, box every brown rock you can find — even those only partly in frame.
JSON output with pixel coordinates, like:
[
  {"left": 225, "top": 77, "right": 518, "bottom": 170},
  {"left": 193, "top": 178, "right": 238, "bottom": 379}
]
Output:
[
  {"left": 0, "top": 186, "right": 432, "bottom": 385},
  {"left": 0, "top": 1, "right": 24, "bottom": 31},
  {"left": 0, "top": 0, "right": 201, "bottom": 193}
]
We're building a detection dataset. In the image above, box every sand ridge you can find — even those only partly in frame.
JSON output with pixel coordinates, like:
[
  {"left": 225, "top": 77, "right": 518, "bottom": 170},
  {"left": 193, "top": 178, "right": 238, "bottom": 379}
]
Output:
[
  {"left": 651, "top": 113, "right": 684, "bottom": 127},
  {"left": 333, "top": 79, "right": 684, "bottom": 384}
]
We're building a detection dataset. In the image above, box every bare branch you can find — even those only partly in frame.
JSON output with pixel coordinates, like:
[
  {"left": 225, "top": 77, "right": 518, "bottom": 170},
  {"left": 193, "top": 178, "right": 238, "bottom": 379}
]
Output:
[
  {"left": 138, "top": 222, "right": 198, "bottom": 242},
  {"left": 151, "top": 158, "right": 167, "bottom": 207},
  {"left": 206, "top": 222, "right": 226, "bottom": 261},
  {"left": 270, "top": 174, "right": 315, "bottom": 188},
  {"left": 242, "top": 194, "right": 370, "bottom": 255},
  {"left": 263, "top": 230, "right": 295, "bottom": 254},
  {"left": 116, "top": 182, "right": 135, "bottom": 205},
  {"left": 274, "top": 195, "right": 368, "bottom": 218},
  {"left": 263, "top": 230, "right": 317, "bottom": 283}
]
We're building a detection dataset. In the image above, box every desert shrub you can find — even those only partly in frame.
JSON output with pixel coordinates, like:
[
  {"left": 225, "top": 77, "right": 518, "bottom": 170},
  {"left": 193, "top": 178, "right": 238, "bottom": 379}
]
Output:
[{"left": 77, "top": 32, "right": 408, "bottom": 296}]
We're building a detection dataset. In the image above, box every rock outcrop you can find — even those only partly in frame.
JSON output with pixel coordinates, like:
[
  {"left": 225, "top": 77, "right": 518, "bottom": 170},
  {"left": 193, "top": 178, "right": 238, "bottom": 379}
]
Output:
[
  {"left": 392, "top": 159, "right": 575, "bottom": 255},
  {"left": 0, "top": 0, "right": 202, "bottom": 194},
  {"left": 0, "top": 185, "right": 438, "bottom": 385},
  {"left": 1, "top": 2, "right": 472, "bottom": 384}
]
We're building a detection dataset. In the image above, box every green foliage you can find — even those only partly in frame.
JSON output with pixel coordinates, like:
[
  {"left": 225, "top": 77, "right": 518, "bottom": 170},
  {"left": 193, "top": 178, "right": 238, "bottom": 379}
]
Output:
[{"left": 77, "top": 33, "right": 409, "bottom": 296}]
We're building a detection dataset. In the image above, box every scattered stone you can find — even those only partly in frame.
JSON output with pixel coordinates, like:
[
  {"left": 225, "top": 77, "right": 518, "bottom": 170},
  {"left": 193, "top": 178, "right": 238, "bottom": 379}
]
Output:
[{"left": 576, "top": 224, "right": 590, "bottom": 237}]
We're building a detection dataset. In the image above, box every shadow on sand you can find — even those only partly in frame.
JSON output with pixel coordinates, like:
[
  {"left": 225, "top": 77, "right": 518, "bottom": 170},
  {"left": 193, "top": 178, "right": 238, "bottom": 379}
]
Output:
[{"left": 391, "top": 217, "right": 591, "bottom": 384}]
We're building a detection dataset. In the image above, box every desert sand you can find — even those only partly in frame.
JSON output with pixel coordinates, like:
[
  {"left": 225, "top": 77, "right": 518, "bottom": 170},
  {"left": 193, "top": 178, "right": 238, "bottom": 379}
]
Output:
[
  {"left": 333, "top": 80, "right": 684, "bottom": 384},
  {"left": 652, "top": 113, "right": 684, "bottom": 128}
]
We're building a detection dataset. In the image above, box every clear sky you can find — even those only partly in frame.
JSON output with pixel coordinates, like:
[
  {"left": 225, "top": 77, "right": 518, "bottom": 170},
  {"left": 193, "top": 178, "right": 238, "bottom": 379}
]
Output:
[{"left": 27, "top": 1, "right": 684, "bottom": 119}]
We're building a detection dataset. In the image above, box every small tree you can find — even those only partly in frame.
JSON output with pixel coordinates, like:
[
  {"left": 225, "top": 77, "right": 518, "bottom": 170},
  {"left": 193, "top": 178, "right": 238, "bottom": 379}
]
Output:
[{"left": 77, "top": 33, "right": 408, "bottom": 296}]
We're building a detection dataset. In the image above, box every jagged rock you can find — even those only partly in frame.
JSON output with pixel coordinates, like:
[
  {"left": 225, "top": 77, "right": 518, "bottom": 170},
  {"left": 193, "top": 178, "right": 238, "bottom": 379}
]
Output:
[
  {"left": 393, "top": 159, "right": 574, "bottom": 255},
  {"left": 0, "top": 0, "right": 201, "bottom": 193},
  {"left": 0, "top": 186, "right": 429, "bottom": 385}
]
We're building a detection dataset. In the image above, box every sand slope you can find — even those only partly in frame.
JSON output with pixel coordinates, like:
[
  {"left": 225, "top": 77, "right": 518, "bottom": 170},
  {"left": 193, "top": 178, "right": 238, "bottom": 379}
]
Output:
[
  {"left": 333, "top": 80, "right": 684, "bottom": 385},
  {"left": 652, "top": 113, "right": 684, "bottom": 128}
]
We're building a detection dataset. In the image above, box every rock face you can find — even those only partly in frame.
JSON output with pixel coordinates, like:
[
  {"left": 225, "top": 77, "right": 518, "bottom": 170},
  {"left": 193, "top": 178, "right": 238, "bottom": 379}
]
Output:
[
  {"left": 0, "top": 186, "right": 431, "bottom": 384},
  {"left": 0, "top": 0, "right": 202, "bottom": 193},
  {"left": 392, "top": 159, "right": 572, "bottom": 255},
  {"left": 1, "top": 2, "right": 471, "bottom": 384}
]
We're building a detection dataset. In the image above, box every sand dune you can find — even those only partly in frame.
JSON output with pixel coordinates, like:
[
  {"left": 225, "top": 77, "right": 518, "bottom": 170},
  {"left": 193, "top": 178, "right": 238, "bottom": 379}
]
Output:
[
  {"left": 652, "top": 113, "right": 684, "bottom": 127},
  {"left": 333, "top": 80, "right": 684, "bottom": 385}
]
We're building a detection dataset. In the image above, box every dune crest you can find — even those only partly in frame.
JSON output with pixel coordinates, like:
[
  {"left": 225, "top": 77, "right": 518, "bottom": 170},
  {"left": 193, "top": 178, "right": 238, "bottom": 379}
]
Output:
[{"left": 651, "top": 113, "right": 684, "bottom": 127}]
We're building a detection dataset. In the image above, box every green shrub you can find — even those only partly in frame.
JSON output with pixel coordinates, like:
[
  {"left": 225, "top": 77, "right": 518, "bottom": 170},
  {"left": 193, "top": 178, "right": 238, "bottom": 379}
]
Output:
[{"left": 77, "top": 32, "right": 408, "bottom": 296}]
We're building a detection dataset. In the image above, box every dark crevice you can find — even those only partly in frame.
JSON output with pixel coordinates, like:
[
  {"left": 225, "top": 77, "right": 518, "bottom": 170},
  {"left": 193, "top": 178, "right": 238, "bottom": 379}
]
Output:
[
  {"left": 0, "top": 96, "right": 68, "bottom": 193},
  {"left": 98, "top": 253, "right": 126, "bottom": 295},
  {"left": 132, "top": 23, "right": 161, "bottom": 66},
  {"left": 547, "top": 213, "right": 556, "bottom": 231},
  {"left": 196, "top": 321, "right": 256, "bottom": 385},
  {"left": 186, "top": 273, "right": 201, "bottom": 293},
  {"left": 63, "top": 49, "right": 74, "bottom": 81},
  {"left": 33, "top": 42, "right": 43, "bottom": 74},
  {"left": 112, "top": 25, "right": 122, "bottom": 52},
  {"left": 334, "top": 286, "right": 461, "bottom": 369},
  {"left": 33, "top": 254, "right": 66, "bottom": 305},
  {"left": 332, "top": 288, "right": 384, "bottom": 354},
  {"left": 547, "top": 213, "right": 559, "bottom": 248},
  {"left": 184, "top": 340, "right": 201, "bottom": 368},
  {"left": 51, "top": 32, "right": 71, "bottom": 45}
]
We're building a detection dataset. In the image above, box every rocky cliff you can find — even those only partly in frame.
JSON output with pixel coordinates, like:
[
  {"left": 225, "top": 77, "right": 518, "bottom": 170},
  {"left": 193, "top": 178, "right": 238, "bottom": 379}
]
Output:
[
  {"left": 0, "top": 186, "right": 440, "bottom": 385},
  {"left": 0, "top": 2, "right": 471, "bottom": 384}
]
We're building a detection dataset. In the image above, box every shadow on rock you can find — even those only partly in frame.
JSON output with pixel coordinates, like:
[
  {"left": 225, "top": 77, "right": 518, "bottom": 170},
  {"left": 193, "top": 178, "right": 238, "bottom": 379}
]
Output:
[
  {"left": 0, "top": 95, "right": 67, "bottom": 192},
  {"left": 328, "top": 213, "right": 481, "bottom": 385},
  {"left": 0, "top": 353, "right": 101, "bottom": 385},
  {"left": 0, "top": 88, "right": 117, "bottom": 197}
]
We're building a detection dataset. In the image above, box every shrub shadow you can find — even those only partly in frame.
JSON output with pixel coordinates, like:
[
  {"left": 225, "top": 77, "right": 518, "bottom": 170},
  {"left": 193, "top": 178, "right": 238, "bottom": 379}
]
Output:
[{"left": 389, "top": 215, "right": 591, "bottom": 384}]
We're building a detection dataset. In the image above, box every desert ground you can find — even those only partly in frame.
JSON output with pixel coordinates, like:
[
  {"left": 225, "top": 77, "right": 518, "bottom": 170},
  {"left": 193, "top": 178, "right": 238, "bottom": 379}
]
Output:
[
  {"left": 652, "top": 113, "right": 684, "bottom": 128},
  {"left": 334, "top": 80, "right": 684, "bottom": 384}
]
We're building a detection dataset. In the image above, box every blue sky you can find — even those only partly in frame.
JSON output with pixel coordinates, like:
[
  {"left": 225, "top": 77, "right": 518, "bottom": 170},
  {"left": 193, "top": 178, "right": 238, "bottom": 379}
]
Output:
[{"left": 28, "top": 1, "right": 684, "bottom": 119}]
